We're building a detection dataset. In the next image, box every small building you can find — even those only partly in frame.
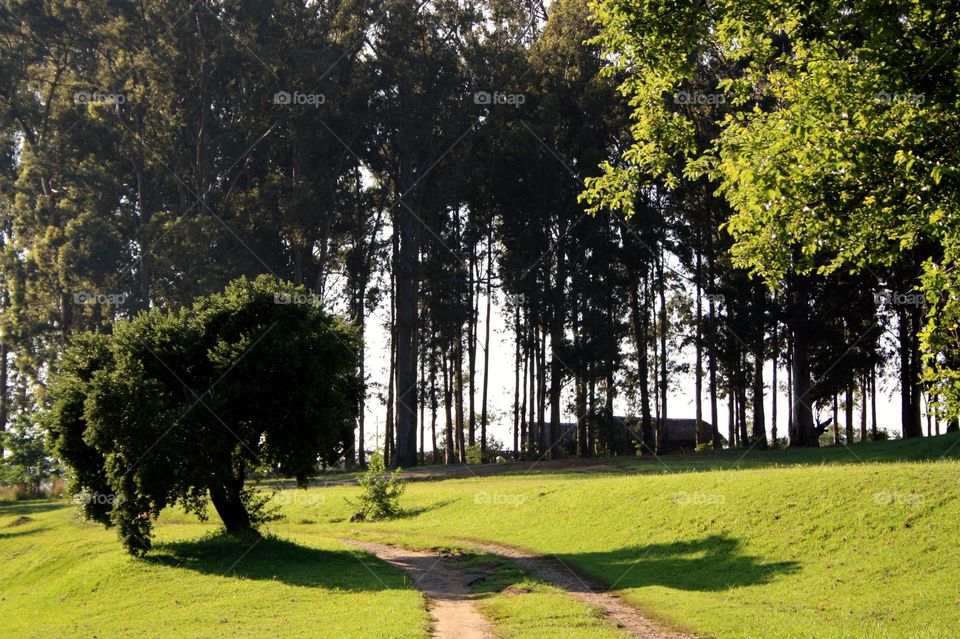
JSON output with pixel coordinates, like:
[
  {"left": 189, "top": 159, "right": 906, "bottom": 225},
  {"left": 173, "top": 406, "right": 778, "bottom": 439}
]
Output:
[
  {"left": 654, "top": 417, "right": 724, "bottom": 453},
  {"left": 533, "top": 415, "right": 722, "bottom": 456}
]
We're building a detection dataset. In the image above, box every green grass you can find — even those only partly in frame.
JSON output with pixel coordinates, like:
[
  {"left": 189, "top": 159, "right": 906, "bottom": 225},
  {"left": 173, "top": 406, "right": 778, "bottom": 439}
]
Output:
[
  {"left": 3, "top": 434, "right": 959, "bottom": 638},
  {"left": 282, "top": 435, "right": 960, "bottom": 639},
  {"left": 461, "top": 554, "right": 627, "bottom": 639},
  {"left": 0, "top": 501, "right": 427, "bottom": 639}
]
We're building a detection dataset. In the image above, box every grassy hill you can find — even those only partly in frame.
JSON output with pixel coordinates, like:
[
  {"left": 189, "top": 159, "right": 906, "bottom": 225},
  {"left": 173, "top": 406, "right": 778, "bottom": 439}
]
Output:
[
  {"left": 0, "top": 502, "right": 426, "bottom": 638},
  {"left": 2, "top": 434, "right": 959, "bottom": 638},
  {"left": 294, "top": 434, "right": 960, "bottom": 638}
]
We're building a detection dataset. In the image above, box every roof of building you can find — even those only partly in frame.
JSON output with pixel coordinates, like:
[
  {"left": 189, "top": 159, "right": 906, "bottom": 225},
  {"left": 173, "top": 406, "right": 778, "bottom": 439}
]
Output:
[{"left": 534, "top": 416, "right": 726, "bottom": 444}]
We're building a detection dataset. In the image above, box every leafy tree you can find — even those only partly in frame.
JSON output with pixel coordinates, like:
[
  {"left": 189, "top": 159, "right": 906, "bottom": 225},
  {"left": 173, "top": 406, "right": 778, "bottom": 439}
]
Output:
[
  {"left": 46, "top": 276, "right": 361, "bottom": 554},
  {"left": 581, "top": 0, "right": 918, "bottom": 443},
  {"left": 0, "top": 413, "right": 57, "bottom": 491}
]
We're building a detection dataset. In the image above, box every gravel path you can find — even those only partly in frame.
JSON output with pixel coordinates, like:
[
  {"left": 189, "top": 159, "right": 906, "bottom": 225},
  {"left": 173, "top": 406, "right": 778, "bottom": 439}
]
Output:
[
  {"left": 343, "top": 540, "right": 496, "bottom": 639},
  {"left": 462, "top": 540, "right": 697, "bottom": 639},
  {"left": 344, "top": 538, "right": 697, "bottom": 639}
]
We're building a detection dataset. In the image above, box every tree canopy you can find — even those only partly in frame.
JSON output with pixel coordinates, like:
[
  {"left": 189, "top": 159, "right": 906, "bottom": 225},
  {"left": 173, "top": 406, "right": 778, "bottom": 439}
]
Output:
[{"left": 46, "top": 275, "right": 361, "bottom": 554}]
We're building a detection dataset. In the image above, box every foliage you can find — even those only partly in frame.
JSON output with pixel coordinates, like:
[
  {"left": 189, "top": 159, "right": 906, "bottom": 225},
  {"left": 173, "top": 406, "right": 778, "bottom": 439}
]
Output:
[
  {"left": 349, "top": 452, "right": 406, "bottom": 521},
  {"left": 465, "top": 444, "right": 484, "bottom": 465},
  {"left": 45, "top": 275, "right": 361, "bottom": 554},
  {"left": 584, "top": 0, "right": 960, "bottom": 421},
  {"left": 0, "top": 414, "right": 58, "bottom": 491},
  {"left": 465, "top": 436, "right": 508, "bottom": 464}
]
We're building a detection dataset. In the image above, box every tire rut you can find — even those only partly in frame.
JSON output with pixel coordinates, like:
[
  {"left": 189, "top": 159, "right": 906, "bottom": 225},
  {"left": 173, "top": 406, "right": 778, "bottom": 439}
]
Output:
[
  {"left": 342, "top": 540, "right": 496, "bottom": 639},
  {"left": 463, "top": 540, "right": 697, "bottom": 639}
]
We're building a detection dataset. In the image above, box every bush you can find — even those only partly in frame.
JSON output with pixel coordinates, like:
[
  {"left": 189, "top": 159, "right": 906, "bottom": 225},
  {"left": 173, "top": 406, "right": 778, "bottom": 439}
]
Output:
[
  {"left": 45, "top": 275, "right": 362, "bottom": 554},
  {"left": 0, "top": 414, "right": 59, "bottom": 492},
  {"left": 0, "top": 479, "right": 67, "bottom": 502},
  {"left": 465, "top": 437, "right": 508, "bottom": 464},
  {"left": 349, "top": 452, "right": 405, "bottom": 521},
  {"left": 465, "top": 444, "right": 483, "bottom": 465}
]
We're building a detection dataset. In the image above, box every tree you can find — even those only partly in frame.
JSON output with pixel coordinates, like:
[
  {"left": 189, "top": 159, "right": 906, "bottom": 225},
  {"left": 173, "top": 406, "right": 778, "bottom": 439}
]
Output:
[
  {"left": 46, "top": 275, "right": 361, "bottom": 554},
  {"left": 0, "top": 413, "right": 57, "bottom": 491},
  {"left": 581, "top": 0, "right": 932, "bottom": 444}
]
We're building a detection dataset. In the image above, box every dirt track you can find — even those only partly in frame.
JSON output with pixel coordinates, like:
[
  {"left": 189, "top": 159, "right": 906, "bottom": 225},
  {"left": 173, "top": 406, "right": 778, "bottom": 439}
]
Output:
[
  {"left": 465, "top": 540, "right": 696, "bottom": 639},
  {"left": 344, "top": 538, "right": 696, "bottom": 639},
  {"left": 343, "top": 540, "right": 496, "bottom": 639}
]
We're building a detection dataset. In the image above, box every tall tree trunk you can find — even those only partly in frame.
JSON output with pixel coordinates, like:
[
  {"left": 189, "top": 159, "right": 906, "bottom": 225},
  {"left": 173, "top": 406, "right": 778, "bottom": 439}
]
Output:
[
  {"left": 770, "top": 313, "right": 778, "bottom": 448},
  {"left": 605, "top": 368, "right": 616, "bottom": 453},
  {"left": 394, "top": 168, "right": 419, "bottom": 467},
  {"left": 573, "top": 295, "right": 587, "bottom": 457},
  {"left": 790, "top": 277, "right": 818, "bottom": 447},
  {"left": 870, "top": 366, "right": 878, "bottom": 439},
  {"left": 480, "top": 234, "right": 492, "bottom": 461},
  {"left": 443, "top": 349, "right": 454, "bottom": 463},
  {"left": 787, "top": 341, "right": 794, "bottom": 441},
  {"left": 419, "top": 350, "right": 425, "bottom": 463},
  {"left": 528, "top": 322, "right": 537, "bottom": 454},
  {"left": 430, "top": 351, "right": 438, "bottom": 462},
  {"left": 738, "top": 371, "right": 749, "bottom": 447},
  {"left": 845, "top": 382, "right": 854, "bottom": 444},
  {"left": 588, "top": 374, "right": 597, "bottom": 455},
  {"left": 832, "top": 393, "right": 840, "bottom": 444},
  {"left": 468, "top": 244, "right": 477, "bottom": 447},
  {"left": 547, "top": 247, "right": 566, "bottom": 460},
  {"left": 860, "top": 373, "right": 868, "bottom": 442},
  {"left": 657, "top": 247, "right": 668, "bottom": 453},
  {"left": 548, "top": 321, "right": 562, "bottom": 460},
  {"left": 695, "top": 248, "right": 704, "bottom": 446},
  {"left": 537, "top": 328, "right": 547, "bottom": 457},
  {"left": 355, "top": 308, "right": 366, "bottom": 467},
  {"left": 727, "top": 384, "right": 736, "bottom": 447},
  {"left": 752, "top": 351, "right": 767, "bottom": 449},
  {"left": 513, "top": 305, "right": 522, "bottom": 458},
  {"left": 630, "top": 280, "right": 654, "bottom": 453},
  {"left": 708, "top": 295, "right": 720, "bottom": 449},
  {"left": 910, "top": 305, "right": 923, "bottom": 437},
  {"left": 385, "top": 271, "right": 396, "bottom": 464},
  {"left": 899, "top": 306, "right": 923, "bottom": 438},
  {"left": 455, "top": 334, "right": 466, "bottom": 462},
  {"left": 0, "top": 340, "right": 7, "bottom": 458}
]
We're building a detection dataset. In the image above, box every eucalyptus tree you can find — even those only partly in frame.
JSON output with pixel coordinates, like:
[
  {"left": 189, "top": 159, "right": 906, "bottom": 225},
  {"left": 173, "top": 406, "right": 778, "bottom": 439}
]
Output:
[{"left": 364, "top": 0, "right": 481, "bottom": 466}]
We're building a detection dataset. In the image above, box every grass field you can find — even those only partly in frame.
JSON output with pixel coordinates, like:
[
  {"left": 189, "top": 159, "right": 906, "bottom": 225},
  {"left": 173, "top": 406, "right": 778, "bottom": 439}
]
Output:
[
  {"left": 0, "top": 502, "right": 427, "bottom": 638},
  {"left": 3, "top": 433, "right": 959, "bottom": 638}
]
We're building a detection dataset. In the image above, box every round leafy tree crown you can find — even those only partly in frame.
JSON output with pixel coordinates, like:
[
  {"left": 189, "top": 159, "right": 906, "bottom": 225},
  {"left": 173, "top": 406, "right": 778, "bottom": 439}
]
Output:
[{"left": 46, "top": 275, "right": 362, "bottom": 554}]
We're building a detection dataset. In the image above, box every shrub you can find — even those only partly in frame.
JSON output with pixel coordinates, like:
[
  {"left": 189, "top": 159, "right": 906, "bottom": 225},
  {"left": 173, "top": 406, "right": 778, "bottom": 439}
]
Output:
[
  {"left": 465, "top": 437, "right": 508, "bottom": 464},
  {"left": 45, "top": 275, "right": 362, "bottom": 554},
  {"left": 465, "top": 444, "right": 483, "bottom": 465},
  {"left": 0, "top": 479, "right": 67, "bottom": 501},
  {"left": 349, "top": 452, "right": 405, "bottom": 521},
  {"left": 0, "top": 414, "right": 59, "bottom": 492}
]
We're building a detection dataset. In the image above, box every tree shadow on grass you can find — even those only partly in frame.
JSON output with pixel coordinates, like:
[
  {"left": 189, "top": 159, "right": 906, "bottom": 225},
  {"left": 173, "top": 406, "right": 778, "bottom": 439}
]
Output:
[
  {"left": 0, "top": 499, "right": 72, "bottom": 517},
  {"left": 329, "top": 497, "right": 456, "bottom": 523},
  {"left": 558, "top": 534, "right": 799, "bottom": 592},
  {"left": 402, "top": 497, "right": 457, "bottom": 518},
  {"left": 0, "top": 525, "right": 51, "bottom": 540},
  {"left": 143, "top": 532, "right": 404, "bottom": 591}
]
